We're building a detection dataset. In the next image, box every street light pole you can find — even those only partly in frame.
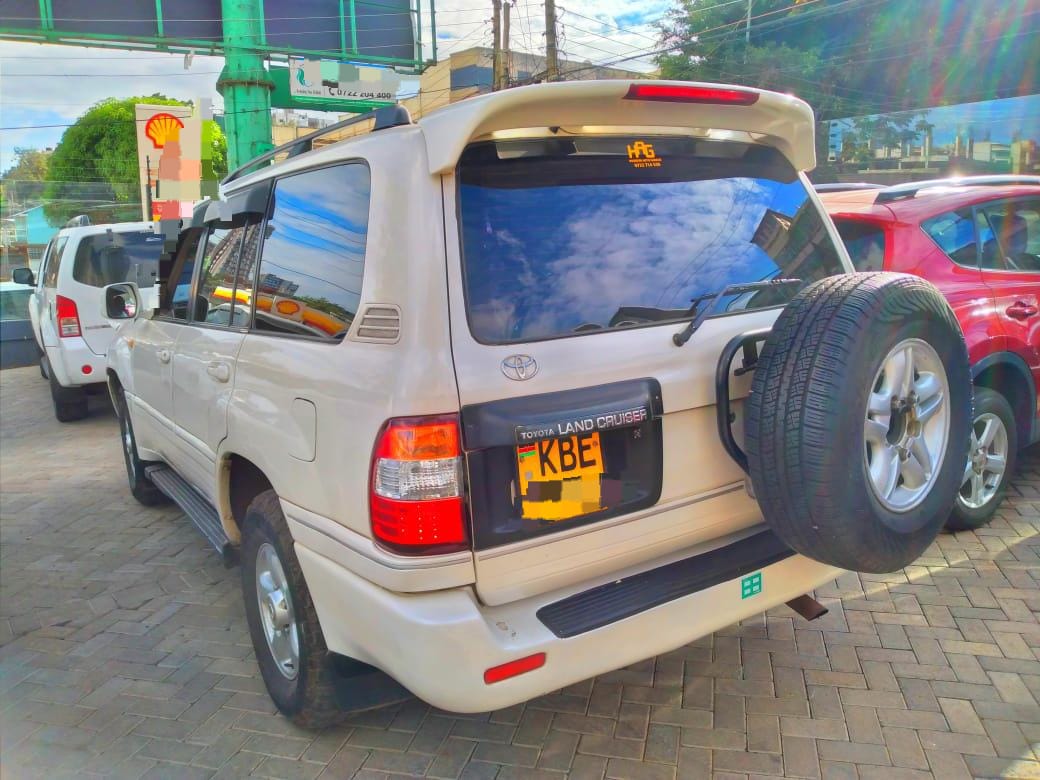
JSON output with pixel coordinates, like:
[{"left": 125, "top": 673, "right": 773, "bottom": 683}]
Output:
[{"left": 744, "top": 0, "right": 752, "bottom": 62}]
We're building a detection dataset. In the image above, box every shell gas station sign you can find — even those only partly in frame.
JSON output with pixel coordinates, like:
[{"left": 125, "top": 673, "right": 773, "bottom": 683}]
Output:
[{"left": 135, "top": 101, "right": 219, "bottom": 221}]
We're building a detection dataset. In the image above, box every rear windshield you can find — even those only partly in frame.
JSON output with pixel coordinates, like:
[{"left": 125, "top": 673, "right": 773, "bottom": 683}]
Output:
[
  {"left": 458, "top": 136, "right": 845, "bottom": 344},
  {"left": 72, "top": 230, "right": 163, "bottom": 288},
  {"left": 833, "top": 219, "right": 887, "bottom": 271}
]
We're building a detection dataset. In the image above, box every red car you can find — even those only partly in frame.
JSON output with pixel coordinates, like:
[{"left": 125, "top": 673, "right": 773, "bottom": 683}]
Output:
[{"left": 822, "top": 183, "right": 1040, "bottom": 530}]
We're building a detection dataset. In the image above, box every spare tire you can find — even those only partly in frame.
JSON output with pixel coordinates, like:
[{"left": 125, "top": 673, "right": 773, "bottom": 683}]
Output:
[{"left": 744, "top": 273, "right": 971, "bottom": 573}]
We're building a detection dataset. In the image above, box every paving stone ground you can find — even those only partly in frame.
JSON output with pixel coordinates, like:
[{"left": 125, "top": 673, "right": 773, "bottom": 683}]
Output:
[{"left": 1, "top": 365, "right": 1039, "bottom": 779}]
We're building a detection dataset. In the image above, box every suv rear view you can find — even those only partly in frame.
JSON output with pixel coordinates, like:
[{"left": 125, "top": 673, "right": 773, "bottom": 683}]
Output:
[{"left": 105, "top": 82, "right": 973, "bottom": 725}]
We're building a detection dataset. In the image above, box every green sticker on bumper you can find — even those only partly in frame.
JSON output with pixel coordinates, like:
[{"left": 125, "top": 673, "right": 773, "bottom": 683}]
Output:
[{"left": 741, "top": 571, "right": 762, "bottom": 599}]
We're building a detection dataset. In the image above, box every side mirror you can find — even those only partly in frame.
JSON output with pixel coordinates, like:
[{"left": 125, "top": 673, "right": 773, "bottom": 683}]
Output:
[
  {"left": 11, "top": 267, "right": 35, "bottom": 286},
  {"left": 103, "top": 282, "right": 141, "bottom": 320}
]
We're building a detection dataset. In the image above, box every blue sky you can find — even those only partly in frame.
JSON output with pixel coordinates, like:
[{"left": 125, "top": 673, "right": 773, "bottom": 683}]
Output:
[{"left": 0, "top": 2, "right": 665, "bottom": 169}]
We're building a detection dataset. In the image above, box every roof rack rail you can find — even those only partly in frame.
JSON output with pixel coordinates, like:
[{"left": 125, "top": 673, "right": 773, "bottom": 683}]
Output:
[
  {"left": 876, "top": 174, "right": 1040, "bottom": 203},
  {"left": 222, "top": 104, "right": 412, "bottom": 187}
]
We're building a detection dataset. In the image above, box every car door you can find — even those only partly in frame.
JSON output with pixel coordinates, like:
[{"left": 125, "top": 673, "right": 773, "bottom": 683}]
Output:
[
  {"left": 977, "top": 195, "right": 1040, "bottom": 425},
  {"left": 28, "top": 236, "right": 56, "bottom": 350},
  {"left": 171, "top": 214, "right": 262, "bottom": 499},
  {"left": 36, "top": 233, "right": 69, "bottom": 350},
  {"left": 125, "top": 226, "right": 205, "bottom": 460}
]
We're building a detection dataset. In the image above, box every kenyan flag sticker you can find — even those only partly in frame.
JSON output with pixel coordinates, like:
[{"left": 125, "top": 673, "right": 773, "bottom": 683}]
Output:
[{"left": 517, "top": 444, "right": 537, "bottom": 461}]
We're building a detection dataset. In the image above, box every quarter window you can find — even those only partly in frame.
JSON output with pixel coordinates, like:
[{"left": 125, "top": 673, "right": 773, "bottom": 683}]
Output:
[
  {"left": 921, "top": 209, "right": 977, "bottom": 267},
  {"left": 253, "top": 163, "right": 371, "bottom": 341}
]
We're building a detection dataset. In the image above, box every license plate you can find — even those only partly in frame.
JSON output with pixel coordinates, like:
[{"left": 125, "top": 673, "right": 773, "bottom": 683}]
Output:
[{"left": 516, "top": 432, "right": 604, "bottom": 521}]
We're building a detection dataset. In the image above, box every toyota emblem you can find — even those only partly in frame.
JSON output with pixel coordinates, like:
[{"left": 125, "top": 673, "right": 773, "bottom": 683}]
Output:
[{"left": 501, "top": 354, "right": 538, "bottom": 381}]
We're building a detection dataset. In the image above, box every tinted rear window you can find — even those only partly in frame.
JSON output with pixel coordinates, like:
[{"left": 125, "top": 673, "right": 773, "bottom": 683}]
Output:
[
  {"left": 833, "top": 219, "right": 887, "bottom": 271},
  {"left": 72, "top": 230, "right": 163, "bottom": 288},
  {"left": 458, "top": 137, "right": 846, "bottom": 344}
]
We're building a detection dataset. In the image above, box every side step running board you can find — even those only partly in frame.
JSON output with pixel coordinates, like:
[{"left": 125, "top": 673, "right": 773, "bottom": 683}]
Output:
[{"left": 146, "top": 465, "right": 237, "bottom": 566}]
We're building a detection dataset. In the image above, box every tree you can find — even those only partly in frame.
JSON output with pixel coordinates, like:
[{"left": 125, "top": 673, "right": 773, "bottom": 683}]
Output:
[
  {"left": 1, "top": 148, "right": 52, "bottom": 210},
  {"left": 43, "top": 96, "right": 228, "bottom": 223}
]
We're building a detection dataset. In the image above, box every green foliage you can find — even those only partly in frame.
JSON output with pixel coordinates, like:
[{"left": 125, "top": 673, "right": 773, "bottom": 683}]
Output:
[
  {"left": 656, "top": 0, "right": 1039, "bottom": 121},
  {"left": 43, "top": 96, "right": 228, "bottom": 224},
  {"left": 1, "top": 147, "right": 52, "bottom": 211}
]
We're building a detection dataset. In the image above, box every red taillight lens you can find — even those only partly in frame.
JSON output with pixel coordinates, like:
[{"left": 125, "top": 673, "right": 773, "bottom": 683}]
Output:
[
  {"left": 370, "top": 415, "right": 468, "bottom": 553},
  {"left": 484, "top": 653, "right": 546, "bottom": 684},
  {"left": 624, "top": 83, "right": 759, "bottom": 105},
  {"left": 55, "top": 295, "right": 81, "bottom": 338}
]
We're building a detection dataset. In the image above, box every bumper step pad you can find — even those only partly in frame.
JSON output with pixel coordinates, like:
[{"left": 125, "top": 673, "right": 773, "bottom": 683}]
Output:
[{"left": 537, "top": 530, "right": 793, "bottom": 638}]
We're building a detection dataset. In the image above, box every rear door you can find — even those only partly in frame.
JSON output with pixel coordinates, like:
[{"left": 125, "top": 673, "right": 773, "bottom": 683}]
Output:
[
  {"left": 976, "top": 195, "right": 1040, "bottom": 421},
  {"left": 171, "top": 215, "right": 261, "bottom": 497},
  {"left": 64, "top": 227, "right": 163, "bottom": 355},
  {"left": 36, "top": 233, "right": 69, "bottom": 349},
  {"left": 445, "top": 134, "right": 848, "bottom": 604}
]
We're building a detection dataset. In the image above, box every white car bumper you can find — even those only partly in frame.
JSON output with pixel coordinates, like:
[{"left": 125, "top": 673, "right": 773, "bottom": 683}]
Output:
[
  {"left": 295, "top": 534, "right": 840, "bottom": 713},
  {"left": 46, "top": 340, "right": 106, "bottom": 387}
]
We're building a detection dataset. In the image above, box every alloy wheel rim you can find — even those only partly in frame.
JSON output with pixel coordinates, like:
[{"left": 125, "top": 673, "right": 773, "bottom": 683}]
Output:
[
  {"left": 958, "top": 411, "right": 1008, "bottom": 509},
  {"left": 864, "top": 338, "right": 950, "bottom": 512},
  {"left": 255, "top": 542, "right": 300, "bottom": 680}
]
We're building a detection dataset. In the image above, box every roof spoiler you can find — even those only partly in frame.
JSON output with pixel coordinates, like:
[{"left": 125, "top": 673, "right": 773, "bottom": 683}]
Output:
[
  {"left": 418, "top": 80, "right": 817, "bottom": 174},
  {"left": 222, "top": 105, "right": 412, "bottom": 187}
]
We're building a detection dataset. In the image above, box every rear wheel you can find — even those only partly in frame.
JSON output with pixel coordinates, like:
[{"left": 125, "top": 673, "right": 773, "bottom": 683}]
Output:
[
  {"left": 48, "top": 367, "right": 87, "bottom": 422},
  {"left": 947, "top": 387, "right": 1016, "bottom": 531},
  {"left": 745, "top": 273, "right": 972, "bottom": 573},
  {"left": 241, "top": 490, "right": 346, "bottom": 729}
]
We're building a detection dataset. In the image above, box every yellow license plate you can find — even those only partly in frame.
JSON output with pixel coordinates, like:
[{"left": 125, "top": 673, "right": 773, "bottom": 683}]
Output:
[{"left": 517, "top": 432, "right": 604, "bottom": 521}]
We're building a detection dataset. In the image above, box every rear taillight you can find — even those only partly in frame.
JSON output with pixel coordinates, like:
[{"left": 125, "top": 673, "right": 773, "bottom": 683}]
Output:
[
  {"left": 624, "top": 83, "right": 760, "bottom": 105},
  {"left": 370, "top": 414, "right": 468, "bottom": 553},
  {"left": 55, "top": 295, "right": 81, "bottom": 338}
]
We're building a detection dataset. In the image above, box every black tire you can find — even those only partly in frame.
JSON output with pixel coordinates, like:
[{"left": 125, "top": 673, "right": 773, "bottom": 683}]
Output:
[
  {"left": 947, "top": 387, "right": 1017, "bottom": 531},
  {"left": 115, "top": 390, "right": 167, "bottom": 506},
  {"left": 48, "top": 368, "right": 88, "bottom": 422},
  {"left": 241, "top": 490, "right": 346, "bottom": 729},
  {"left": 745, "top": 273, "right": 972, "bottom": 573}
]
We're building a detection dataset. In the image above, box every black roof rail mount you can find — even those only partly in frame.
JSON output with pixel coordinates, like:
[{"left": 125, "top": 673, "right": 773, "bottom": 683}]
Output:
[{"left": 222, "top": 104, "right": 412, "bottom": 187}]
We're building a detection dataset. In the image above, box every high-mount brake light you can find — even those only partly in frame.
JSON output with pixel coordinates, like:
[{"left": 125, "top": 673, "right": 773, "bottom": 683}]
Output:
[
  {"left": 55, "top": 295, "right": 81, "bottom": 338},
  {"left": 624, "top": 84, "right": 760, "bottom": 105},
  {"left": 370, "top": 415, "right": 468, "bottom": 553}
]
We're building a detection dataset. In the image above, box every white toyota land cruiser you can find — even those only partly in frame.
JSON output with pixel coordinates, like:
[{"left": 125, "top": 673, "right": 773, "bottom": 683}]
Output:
[{"left": 104, "top": 81, "right": 972, "bottom": 727}]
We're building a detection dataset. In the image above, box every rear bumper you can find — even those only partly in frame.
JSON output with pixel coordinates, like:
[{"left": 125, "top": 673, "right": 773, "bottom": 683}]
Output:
[
  {"left": 46, "top": 341, "right": 106, "bottom": 387},
  {"left": 295, "top": 530, "right": 841, "bottom": 713}
]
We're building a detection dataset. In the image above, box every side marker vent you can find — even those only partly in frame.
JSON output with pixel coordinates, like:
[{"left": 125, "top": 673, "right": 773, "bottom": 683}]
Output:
[{"left": 353, "top": 304, "right": 402, "bottom": 343}]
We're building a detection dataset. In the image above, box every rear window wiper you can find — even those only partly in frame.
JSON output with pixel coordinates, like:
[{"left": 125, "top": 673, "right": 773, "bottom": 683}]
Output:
[{"left": 672, "top": 278, "right": 802, "bottom": 347}]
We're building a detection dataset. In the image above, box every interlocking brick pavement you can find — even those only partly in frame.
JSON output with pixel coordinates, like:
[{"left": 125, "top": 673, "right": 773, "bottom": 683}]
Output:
[{"left": 2, "top": 365, "right": 1038, "bottom": 779}]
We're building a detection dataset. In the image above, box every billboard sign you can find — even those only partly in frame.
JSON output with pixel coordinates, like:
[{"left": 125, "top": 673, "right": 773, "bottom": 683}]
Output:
[
  {"left": 0, "top": 0, "right": 424, "bottom": 70},
  {"left": 289, "top": 58, "right": 401, "bottom": 103},
  {"left": 136, "top": 101, "right": 219, "bottom": 221}
]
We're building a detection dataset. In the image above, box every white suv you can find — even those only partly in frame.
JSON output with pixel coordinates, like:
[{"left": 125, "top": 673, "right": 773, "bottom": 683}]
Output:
[
  {"left": 105, "top": 81, "right": 973, "bottom": 726},
  {"left": 24, "top": 220, "right": 162, "bottom": 421}
]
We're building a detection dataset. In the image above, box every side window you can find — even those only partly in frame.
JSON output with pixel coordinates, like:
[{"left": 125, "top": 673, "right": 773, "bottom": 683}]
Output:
[
  {"left": 194, "top": 226, "right": 245, "bottom": 326},
  {"left": 253, "top": 163, "right": 371, "bottom": 341},
  {"left": 42, "top": 235, "right": 68, "bottom": 287},
  {"left": 921, "top": 209, "right": 977, "bottom": 267},
  {"left": 977, "top": 198, "right": 1040, "bottom": 273},
  {"left": 833, "top": 219, "right": 886, "bottom": 272},
  {"left": 164, "top": 228, "right": 204, "bottom": 321}
]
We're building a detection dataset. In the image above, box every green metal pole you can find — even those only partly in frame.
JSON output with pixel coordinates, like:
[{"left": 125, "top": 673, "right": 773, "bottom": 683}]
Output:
[{"left": 218, "top": 0, "right": 274, "bottom": 171}]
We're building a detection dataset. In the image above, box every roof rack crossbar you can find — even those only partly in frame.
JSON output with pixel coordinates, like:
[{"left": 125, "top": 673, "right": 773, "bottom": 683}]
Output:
[{"left": 222, "top": 104, "right": 412, "bottom": 187}]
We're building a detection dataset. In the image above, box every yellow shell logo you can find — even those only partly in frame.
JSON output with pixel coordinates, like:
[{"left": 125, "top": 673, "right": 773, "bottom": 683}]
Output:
[{"left": 144, "top": 112, "right": 185, "bottom": 149}]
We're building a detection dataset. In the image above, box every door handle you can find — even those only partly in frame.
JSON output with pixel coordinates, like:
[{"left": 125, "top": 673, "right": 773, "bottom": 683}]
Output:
[
  {"left": 206, "top": 361, "right": 231, "bottom": 383},
  {"left": 158, "top": 348, "right": 171, "bottom": 364},
  {"left": 1006, "top": 301, "right": 1039, "bottom": 320}
]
